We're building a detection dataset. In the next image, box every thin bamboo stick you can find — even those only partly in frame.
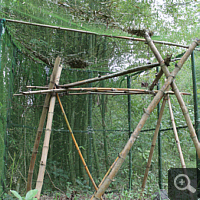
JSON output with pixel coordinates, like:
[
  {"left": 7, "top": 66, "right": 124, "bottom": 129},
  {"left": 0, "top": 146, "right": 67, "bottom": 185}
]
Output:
[
  {"left": 5, "top": 18, "right": 193, "bottom": 49},
  {"left": 167, "top": 95, "right": 186, "bottom": 168},
  {"left": 26, "top": 56, "right": 61, "bottom": 192},
  {"left": 26, "top": 86, "right": 49, "bottom": 89},
  {"left": 56, "top": 94, "right": 103, "bottom": 200},
  {"left": 35, "top": 64, "right": 63, "bottom": 199},
  {"left": 141, "top": 95, "right": 167, "bottom": 193},
  {"left": 91, "top": 36, "right": 200, "bottom": 200},
  {"left": 144, "top": 32, "right": 200, "bottom": 157}
]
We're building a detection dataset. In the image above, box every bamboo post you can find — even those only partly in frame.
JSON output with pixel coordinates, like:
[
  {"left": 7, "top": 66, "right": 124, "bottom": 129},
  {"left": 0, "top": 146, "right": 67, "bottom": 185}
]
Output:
[
  {"left": 91, "top": 36, "right": 200, "bottom": 200},
  {"left": 157, "top": 66, "right": 162, "bottom": 190},
  {"left": 26, "top": 56, "right": 61, "bottom": 192},
  {"left": 191, "top": 51, "right": 200, "bottom": 194},
  {"left": 144, "top": 32, "right": 200, "bottom": 157},
  {"left": 35, "top": 64, "right": 62, "bottom": 198},
  {"left": 56, "top": 93, "right": 103, "bottom": 200},
  {"left": 141, "top": 95, "right": 167, "bottom": 193},
  {"left": 88, "top": 71, "right": 93, "bottom": 187},
  {"left": 167, "top": 95, "right": 186, "bottom": 168},
  {"left": 127, "top": 76, "right": 132, "bottom": 190}
]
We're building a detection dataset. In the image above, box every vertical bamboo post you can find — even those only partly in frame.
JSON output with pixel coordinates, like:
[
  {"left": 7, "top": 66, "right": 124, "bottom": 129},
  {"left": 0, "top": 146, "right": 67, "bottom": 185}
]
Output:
[
  {"left": 157, "top": 66, "right": 162, "bottom": 190},
  {"left": 127, "top": 75, "right": 132, "bottom": 190},
  {"left": 91, "top": 36, "right": 200, "bottom": 200},
  {"left": 35, "top": 64, "right": 62, "bottom": 199},
  {"left": 191, "top": 51, "right": 200, "bottom": 194},
  {"left": 167, "top": 95, "right": 186, "bottom": 168},
  {"left": 102, "top": 79, "right": 109, "bottom": 171},
  {"left": 26, "top": 57, "right": 61, "bottom": 192},
  {"left": 141, "top": 95, "right": 167, "bottom": 193},
  {"left": 88, "top": 71, "right": 93, "bottom": 188}
]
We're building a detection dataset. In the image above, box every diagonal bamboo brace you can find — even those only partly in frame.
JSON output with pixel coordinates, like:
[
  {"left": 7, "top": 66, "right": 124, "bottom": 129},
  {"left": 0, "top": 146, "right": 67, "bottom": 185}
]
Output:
[
  {"left": 167, "top": 94, "right": 186, "bottom": 168},
  {"left": 56, "top": 93, "right": 103, "bottom": 200},
  {"left": 141, "top": 95, "right": 167, "bottom": 193},
  {"left": 26, "top": 56, "right": 61, "bottom": 192},
  {"left": 91, "top": 37, "right": 200, "bottom": 200}
]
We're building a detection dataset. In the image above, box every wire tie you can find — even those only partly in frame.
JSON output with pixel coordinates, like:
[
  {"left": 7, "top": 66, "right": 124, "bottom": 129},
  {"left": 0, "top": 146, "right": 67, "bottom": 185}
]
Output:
[
  {"left": 93, "top": 196, "right": 101, "bottom": 200},
  {"left": 191, "top": 135, "right": 197, "bottom": 139},
  {"left": 118, "top": 153, "right": 125, "bottom": 160},
  {"left": 143, "top": 108, "right": 150, "bottom": 116},
  {"left": 160, "top": 89, "right": 165, "bottom": 94},
  {"left": 194, "top": 39, "right": 200, "bottom": 46},
  {"left": 167, "top": 74, "right": 175, "bottom": 79},
  {"left": 175, "top": 63, "right": 181, "bottom": 69},
  {"left": 107, "top": 177, "right": 114, "bottom": 182}
]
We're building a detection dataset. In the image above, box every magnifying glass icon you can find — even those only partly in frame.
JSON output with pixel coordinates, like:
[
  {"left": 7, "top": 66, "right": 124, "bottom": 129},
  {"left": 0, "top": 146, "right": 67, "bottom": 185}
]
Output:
[{"left": 174, "top": 174, "right": 196, "bottom": 193}]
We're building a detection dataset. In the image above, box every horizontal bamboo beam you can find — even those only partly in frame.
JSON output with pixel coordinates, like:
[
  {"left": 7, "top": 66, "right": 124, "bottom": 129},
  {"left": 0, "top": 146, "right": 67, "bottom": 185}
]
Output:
[
  {"left": 14, "top": 87, "right": 191, "bottom": 96},
  {"left": 59, "top": 59, "right": 178, "bottom": 88},
  {"left": 5, "top": 18, "right": 196, "bottom": 49}
]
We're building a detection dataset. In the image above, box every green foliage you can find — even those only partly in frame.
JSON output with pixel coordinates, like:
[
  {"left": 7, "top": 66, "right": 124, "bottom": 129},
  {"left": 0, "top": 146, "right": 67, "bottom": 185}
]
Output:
[{"left": 10, "top": 189, "right": 38, "bottom": 200}]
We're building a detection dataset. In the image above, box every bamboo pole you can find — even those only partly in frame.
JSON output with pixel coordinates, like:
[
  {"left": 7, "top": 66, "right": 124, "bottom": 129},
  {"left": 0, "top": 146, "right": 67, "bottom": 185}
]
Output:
[
  {"left": 171, "top": 82, "right": 200, "bottom": 156},
  {"left": 35, "top": 64, "right": 63, "bottom": 199},
  {"left": 26, "top": 56, "right": 61, "bottom": 192},
  {"left": 17, "top": 87, "right": 190, "bottom": 96},
  {"left": 91, "top": 36, "right": 200, "bottom": 200},
  {"left": 5, "top": 18, "right": 193, "bottom": 49},
  {"left": 59, "top": 63, "right": 170, "bottom": 88},
  {"left": 144, "top": 32, "right": 200, "bottom": 157},
  {"left": 141, "top": 95, "right": 167, "bottom": 193},
  {"left": 167, "top": 95, "right": 186, "bottom": 168},
  {"left": 56, "top": 94, "right": 103, "bottom": 200}
]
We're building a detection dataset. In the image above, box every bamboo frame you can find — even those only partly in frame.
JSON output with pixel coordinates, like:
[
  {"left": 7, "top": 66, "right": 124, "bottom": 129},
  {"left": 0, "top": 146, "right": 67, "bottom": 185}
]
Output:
[
  {"left": 9, "top": 24, "right": 198, "bottom": 198},
  {"left": 5, "top": 18, "right": 194, "bottom": 49},
  {"left": 144, "top": 32, "right": 200, "bottom": 157},
  {"left": 35, "top": 64, "right": 63, "bottom": 198},
  {"left": 26, "top": 56, "right": 61, "bottom": 192},
  {"left": 90, "top": 34, "right": 200, "bottom": 200},
  {"left": 56, "top": 93, "right": 103, "bottom": 200}
]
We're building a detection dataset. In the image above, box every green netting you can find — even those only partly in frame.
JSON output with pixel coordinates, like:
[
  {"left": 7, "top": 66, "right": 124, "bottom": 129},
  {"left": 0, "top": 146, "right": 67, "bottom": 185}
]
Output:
[{"left": 0, "top": 15, "right": 198, "bottom": 199}]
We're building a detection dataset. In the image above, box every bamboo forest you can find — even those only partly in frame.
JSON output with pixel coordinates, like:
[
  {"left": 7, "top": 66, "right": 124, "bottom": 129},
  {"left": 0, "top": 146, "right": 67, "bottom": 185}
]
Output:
[{"left": 1, "top": 0, "right": 200, "bottom": 199}]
